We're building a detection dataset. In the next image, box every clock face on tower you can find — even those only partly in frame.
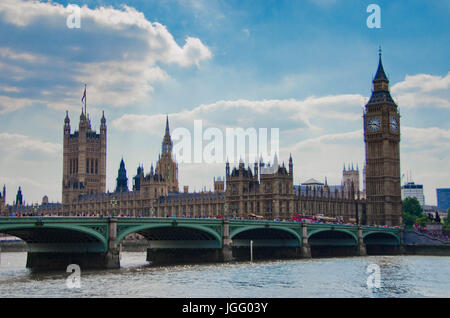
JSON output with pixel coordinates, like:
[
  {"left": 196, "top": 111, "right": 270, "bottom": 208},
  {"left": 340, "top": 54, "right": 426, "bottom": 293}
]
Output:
[
  {"left": 368, "top": 117, "right": 381, "bottom": 132},
  {"left": 390, "top": 116, "right": 398, "bottom": 132}
]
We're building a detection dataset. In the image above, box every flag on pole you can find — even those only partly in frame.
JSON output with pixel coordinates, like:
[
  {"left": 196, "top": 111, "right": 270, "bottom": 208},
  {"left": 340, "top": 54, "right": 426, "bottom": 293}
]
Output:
[
  {"left": 81, "top": 85, "right": 86, "bottom": 104},
  {"left": 81, "top": 84, "right": 86, "bottom": 115}
]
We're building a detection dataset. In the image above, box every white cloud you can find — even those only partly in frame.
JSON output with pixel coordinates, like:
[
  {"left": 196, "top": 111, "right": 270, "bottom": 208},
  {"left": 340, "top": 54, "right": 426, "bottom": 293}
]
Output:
[
  {"left": 0, "top": 85, "right": 21, "bottom": 93},
  {"left": 0, "top": 47, "right": 41, "bottom": 63},
  {"left": 0, "top": 0, "right": 212, "bottom": 111},
  {"left": 0, "top": 133, "right": 62, "bottom": 203},
  {"left": 112, "top": 94, "right": 365, "bottom": 134},
  {"left": 0, "top": 132, "right": 61, "bottom": 155},
  {"left": 392, "top": 73, "right": 450, "bottom": 93},
  {"left": 392, "top": 72, "right": 450, "bottom": 109},
  {"left": 0, "top": 95, "right": 36, "bottom": 114}
]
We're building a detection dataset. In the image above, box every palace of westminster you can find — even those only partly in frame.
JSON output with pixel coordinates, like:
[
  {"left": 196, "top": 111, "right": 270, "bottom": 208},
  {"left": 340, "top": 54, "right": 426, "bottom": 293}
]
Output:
[{"left": 0, "top": 54, "right": 403, "bottom": 226}]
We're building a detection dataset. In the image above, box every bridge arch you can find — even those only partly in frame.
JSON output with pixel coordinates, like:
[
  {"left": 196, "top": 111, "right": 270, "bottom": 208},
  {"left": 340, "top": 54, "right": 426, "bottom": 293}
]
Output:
[
  {"left": 363, "top": 231, "right": 400, "bottom": 245},
  {"left": 307, "top": 228, "right": 358, "bottom": 257},
  {"left": 0, "top": 223, "right": 108, "bottom": 252},
  {"left": 307, "top": 228, "right": 358, "bottom": 244},
  {"left": 116, "top": 223, "right": 222, "bottom": 248},
  {"left": 230, "top": 225, "right": 302, "bottom": 247}
]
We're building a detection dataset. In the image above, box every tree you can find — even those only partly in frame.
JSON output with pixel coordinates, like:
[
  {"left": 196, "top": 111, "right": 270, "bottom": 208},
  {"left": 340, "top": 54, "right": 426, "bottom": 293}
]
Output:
[
  {"left": 402, "top": 197, "right": 423, "bottom": 218},
  {"left": 444, "top": 209, "right": 450, "bottom": 229},
  {"left": 402, "top": 211, "right": 416, "bottom": 228},
  {"left": 403, "top": 197, "right": 426, "bottom": 228},
  {"left": 416, "top": 215, "right": 429, "bottom": 227}
]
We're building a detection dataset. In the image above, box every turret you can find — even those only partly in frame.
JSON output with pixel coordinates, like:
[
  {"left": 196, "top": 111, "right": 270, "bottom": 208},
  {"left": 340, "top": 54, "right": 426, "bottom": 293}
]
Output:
[
  {"left": 239, "top": 157, "right": 245, "bottom": 170},
  {"left": 373, "top": 48, "right": 389, "bottom": 92},
  {"left": 133, "top": 165, "right": 143, "bottom": 191},
  {"left": 100, "top": 110, "right": 106, "bottom": 135},
  {"left": 15, "top": 186, "right": 23, "bottom": 206},
  {"left": 79, "top": 107, "right": 89, "bottom": 131},
  {"left": 162, "top": 115, "right": 173, "bottom": 156},
  {"left": 289, "top": 153, "right": 293, "bottom": 177},
  {"left": 115, "top": 158, "right": 128, "bottom": 193},
  {"left": 64, "top": 111, "right": 70, "bottom": 135}
]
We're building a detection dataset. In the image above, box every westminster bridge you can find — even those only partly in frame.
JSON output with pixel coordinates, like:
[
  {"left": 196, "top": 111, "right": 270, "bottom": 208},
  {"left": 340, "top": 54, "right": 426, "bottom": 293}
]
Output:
[{"left": 0, "top": 217, "right": 401, "bottom": 270}]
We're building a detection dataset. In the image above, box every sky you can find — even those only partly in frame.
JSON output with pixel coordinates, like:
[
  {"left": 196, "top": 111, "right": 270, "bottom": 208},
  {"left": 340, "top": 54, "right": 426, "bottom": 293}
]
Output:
[{"left": 0, "top": 0, "right": 449, "bottom": 206}]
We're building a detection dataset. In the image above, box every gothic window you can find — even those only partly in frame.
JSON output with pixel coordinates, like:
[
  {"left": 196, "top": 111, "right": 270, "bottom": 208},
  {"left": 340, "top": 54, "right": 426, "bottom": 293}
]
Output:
[
  {"left": 70, "top": 159, "right": 72, "bottom": 174},
  {"left": 267, "top": 201, "right": 272, "bottom": 212},
  {"left": 91, "top": 159, "right": 94, "bottom": 174},
  {"left": 95, "top": 159, "right": 98, "bottom": 175},
  {"left": 279, "top": 183, "right": 282, "bottom": 194},
  {"left": 232, "top": 203, "right": 238, "bottom": 215},
  {"left": 86, "top": 159, "right": 89, "bottom": 173}
]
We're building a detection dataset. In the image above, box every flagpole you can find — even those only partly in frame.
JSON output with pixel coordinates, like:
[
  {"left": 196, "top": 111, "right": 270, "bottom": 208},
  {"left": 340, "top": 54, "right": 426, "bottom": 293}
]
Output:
[{"left": 84, "top": 84, "right": 87, "bottom": 115}]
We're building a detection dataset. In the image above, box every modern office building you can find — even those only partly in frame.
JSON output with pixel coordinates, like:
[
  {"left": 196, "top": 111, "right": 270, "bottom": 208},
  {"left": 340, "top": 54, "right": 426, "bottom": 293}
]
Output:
[
  {"left": 401, "top": 182, "right": 425, "bottom": 206},
  {"left": 437, "top": 188, "right": 450, "bottom": 212}
]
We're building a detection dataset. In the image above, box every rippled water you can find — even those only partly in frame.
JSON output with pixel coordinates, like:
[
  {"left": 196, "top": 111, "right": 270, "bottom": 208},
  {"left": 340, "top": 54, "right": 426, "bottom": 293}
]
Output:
[{"left": 0, "top": 252, "right": 449, "bottom": 297}]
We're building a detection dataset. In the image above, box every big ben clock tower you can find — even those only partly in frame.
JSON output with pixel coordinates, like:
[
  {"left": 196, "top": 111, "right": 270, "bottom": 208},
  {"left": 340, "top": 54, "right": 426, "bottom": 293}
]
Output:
[{"left": 364, "top": 50, "right": 402, "bottom": 226}]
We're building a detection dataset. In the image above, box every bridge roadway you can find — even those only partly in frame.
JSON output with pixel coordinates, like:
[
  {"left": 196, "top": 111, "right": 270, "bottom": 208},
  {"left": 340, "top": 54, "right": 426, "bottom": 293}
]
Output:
[{"left": 0, "top": 217, "right": 401, "bottom": 270}]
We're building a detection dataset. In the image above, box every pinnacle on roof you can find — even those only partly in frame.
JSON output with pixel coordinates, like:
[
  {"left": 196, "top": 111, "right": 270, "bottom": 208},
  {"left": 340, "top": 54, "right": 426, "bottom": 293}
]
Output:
[
  {"left": 165, "top": 115, "right": 170, "bottom": 136},
  {"left": 374, "top": 47, "right": 388, "bottom": 82},
  {"left": 101, "top": 110, "right": 106, "bottom": 123}
]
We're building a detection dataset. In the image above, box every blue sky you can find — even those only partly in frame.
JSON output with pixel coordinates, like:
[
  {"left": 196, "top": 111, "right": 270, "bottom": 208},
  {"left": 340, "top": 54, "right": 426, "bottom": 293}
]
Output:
[{"left": 0, "top": 0, "right": 449, "bottom": 206}]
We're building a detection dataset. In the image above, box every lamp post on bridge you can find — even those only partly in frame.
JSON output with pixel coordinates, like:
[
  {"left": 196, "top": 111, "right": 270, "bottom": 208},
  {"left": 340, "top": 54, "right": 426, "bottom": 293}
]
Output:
[
  {"left": 223, "top": 203, "right": 229, "bottom": 220},
  {"left": 110, "top": 199, "right": 118, "bottom": 217},
  {"left": 151, "top": 207, "right": 155, "bottom": 218}
]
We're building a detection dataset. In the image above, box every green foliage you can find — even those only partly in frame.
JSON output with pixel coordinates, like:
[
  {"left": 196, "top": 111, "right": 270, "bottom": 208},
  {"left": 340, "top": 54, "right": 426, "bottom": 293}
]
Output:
[
  {"left": 402, "top": 197, "right": 423, "bottom": 217},
  {"left": 444, "top": 216, "right": 450, "bottom": 229},
  {"left": 416, "top": 215, "right": 429, "bottom": 227},
  {"left": 402, "top": 212, "right": 416, "bottom": 228},
  {"left": 402, "top": 197, "right": 424, "bottom": 227}
]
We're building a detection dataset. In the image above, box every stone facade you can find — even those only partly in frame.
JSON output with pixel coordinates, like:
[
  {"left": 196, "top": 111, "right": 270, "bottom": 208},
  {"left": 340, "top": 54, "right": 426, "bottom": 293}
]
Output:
[
  {"left": 62, "top": 109, "right": 107, "bottom": 209},
  {"left": 342, "top": 164, "right": 360, "bottom": 198},
  {"left": 0, "top": 54, "right": 402, "bottom": 226},
  {"left": 58, "top": 118, "right": 365, "bottom": 223},
  {"left": 363, "top": 52, "right": 402, "bottom": 226},
  {"left": 0, "top": 185, "right": 5, "bottom": 211}
]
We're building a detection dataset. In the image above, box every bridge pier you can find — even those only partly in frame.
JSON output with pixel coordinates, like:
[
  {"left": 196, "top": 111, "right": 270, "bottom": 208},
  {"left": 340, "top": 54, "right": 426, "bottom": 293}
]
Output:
[
  {"left": 26, "top": 252, "right": 116, "bottom": 271},
  {"left": 221, "top": 220, "right": 234, "bottom": 262},
  {"left": 301, "top": 223, "right": 311, "bottom": 258},
  {"left": 146, "top": 248, "right": 221, "bottom": 265},
  {"left": 105, "top": 217, "right": 120, "bottom": 269},
  {"left": 356, "top": 226, "right": 367, "bottom": 256}
]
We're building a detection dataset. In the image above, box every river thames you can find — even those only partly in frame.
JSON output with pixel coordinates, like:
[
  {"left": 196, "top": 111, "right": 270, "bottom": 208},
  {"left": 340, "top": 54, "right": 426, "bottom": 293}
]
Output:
[{"left": 0, "top": 252, "right": 449, "bottom": 297}]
